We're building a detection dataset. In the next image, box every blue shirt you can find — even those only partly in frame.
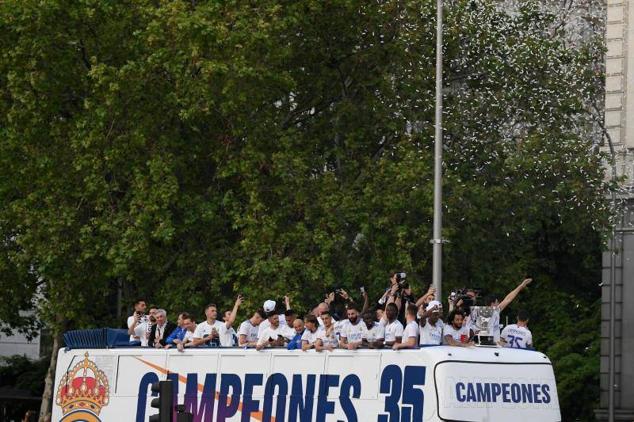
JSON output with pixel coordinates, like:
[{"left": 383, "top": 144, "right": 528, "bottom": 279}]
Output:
[
  {"left": 287, "top": 330, "right": 304, "bottom": 350},
  {"left": 165, "top": 326, "right": 186, "bottom": 345}
]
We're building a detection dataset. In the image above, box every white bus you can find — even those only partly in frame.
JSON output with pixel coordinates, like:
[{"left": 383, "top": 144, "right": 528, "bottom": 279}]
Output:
[{"left": 53, "top": 346, "right": 561, "bottom": 422}]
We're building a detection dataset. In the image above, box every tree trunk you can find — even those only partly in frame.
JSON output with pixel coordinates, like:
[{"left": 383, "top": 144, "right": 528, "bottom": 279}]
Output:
[{"left": 39, "top": 330, "right": 61, "bottom": 422}]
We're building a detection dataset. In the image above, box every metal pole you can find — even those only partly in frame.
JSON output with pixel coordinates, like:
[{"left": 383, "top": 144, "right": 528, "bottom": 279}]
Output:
[
  {"left": 608, "top": 210, "right": 616, "bottom": 422},
  {"left": 604, "top": 130, "right": 618, "bottom": 422},
  {"left": 431, "top": 0, "right": 444, "bottom": 300}
]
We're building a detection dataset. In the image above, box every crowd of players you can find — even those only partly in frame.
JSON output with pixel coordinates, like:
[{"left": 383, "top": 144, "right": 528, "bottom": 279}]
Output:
[{"left": 127, "top": 273, "right": 534, "bottom": 352}]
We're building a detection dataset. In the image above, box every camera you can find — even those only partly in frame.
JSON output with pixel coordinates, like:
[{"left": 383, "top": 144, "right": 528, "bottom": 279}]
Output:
[
  {"left": 394, "top": 272, "right": 407, "bottom": 287},
  {"left": 450, "top": 287, "right": 481, "bottom": 315}
]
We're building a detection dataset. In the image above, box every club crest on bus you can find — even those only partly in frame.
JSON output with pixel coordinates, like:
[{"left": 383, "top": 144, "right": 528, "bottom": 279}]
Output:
[{"left": 55, "top": 352, "right": 110, "bottom": 422}]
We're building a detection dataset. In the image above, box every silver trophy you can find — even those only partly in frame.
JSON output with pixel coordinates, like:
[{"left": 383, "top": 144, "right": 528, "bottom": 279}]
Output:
[{"left": 470, "top": 306, "right": 496, "bottom": 346}]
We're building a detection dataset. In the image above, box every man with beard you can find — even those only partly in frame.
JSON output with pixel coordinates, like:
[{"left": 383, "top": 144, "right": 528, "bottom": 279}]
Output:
[
  {"left": 256, "top": 313, "right": 287, "bottom": 350},
  {"left": 361, "top": 311, "right": 384, "bottom": 349},
  {"left": 444, "top": 309, "right": 474, "bottom": 347},
  {"left": 339, "top": 304, "right": 364, "bottom": 350},
  {"left": 380, "top": 302, "right": 404, "bottom": 347},
  {"left": 419, "top": 300, "right": 444, "bottom": 346}
]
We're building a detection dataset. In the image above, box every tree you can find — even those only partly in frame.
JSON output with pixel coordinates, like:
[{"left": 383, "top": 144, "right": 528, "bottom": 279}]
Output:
[{"left": 0, "top": 1, "right": 609, "bottom": 420}]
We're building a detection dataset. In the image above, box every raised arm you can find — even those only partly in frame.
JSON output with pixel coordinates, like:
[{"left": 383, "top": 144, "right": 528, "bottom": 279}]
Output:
[
  {"left": 225, "top": 295, "right": 243, "bottom": 328},
  {"left": 285, "top": 295, "right": 291, "bottom": 311},
  {"left": 415, "top": 286, "right": 436, "bottom": 307},
  {"left": 498, "top": 278, "right": 532, "bottom": 311},
  {"left": 361, "top": 290, "right": 369, "bottom": 314}
]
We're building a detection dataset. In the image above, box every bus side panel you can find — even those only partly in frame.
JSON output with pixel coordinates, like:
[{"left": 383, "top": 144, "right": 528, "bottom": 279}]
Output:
[{"left": 434, "top": 361, "right": 561, "bottom": 422}]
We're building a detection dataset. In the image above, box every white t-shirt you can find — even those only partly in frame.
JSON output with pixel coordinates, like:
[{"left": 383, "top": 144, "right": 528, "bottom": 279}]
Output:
[
  {"left": 443, "top": 323, "right": 470, "bottom": 344},
  {"left": 340, "top": 320, "right": 365, "bottom": 344},
  {"left": 281, "top": 325, "right": 297, "bottom": 340},
  {"left": 193, "top": 320, "right": 225, "bottom": 344},
  {"left": 218, "top": 324, "right": 236, "bottom": 347},
  {"left": 363, "top": 322, "right": 385, "bottom": 343},
  {"left": 127, "top": 315, "right": 149, "bottom": 346},
  {"left": 420, "top": 318, "right": 444, "bottom": 345},
  {"left": 334, "top": 319, "right": 347, "bottom": 338},
  {"left": 238, "top": 319, "right": 259, "bottom": 344},
  {"left": 257, "top": 315, "right": 288, "bottom": 337},
  {"left": 402, "top": 320, "right": 420, "bottom": 344},
  {"left": 257, "top": 325, "right": 285, "bottom": 346},
  {"left": 380, "top": 319, "right": 404, "bottom": 343},
  {"left": 501, "top": 324, "right": 532, "bottom": 349},
  {"left": 317, "top": 327, "right": 339, "bottom": 348},
  {"left": 183, "top": 329, "right": 195, "bottom": 344},
  {"left": 301, "top": 328, "right": 322, "bottom": 346}
]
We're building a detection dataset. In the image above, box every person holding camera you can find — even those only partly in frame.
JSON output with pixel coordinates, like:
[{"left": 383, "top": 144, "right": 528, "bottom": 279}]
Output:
[
  {"left": 192, "top": 303, "right": 225, "bottom": 347},
  {"left": 127, "top": 299, "right": 149, "bottom": 346}
]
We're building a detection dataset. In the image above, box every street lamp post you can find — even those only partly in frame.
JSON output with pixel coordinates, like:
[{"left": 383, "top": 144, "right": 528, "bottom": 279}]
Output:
[{"left": 432, "top": 0, "right": 444, "bottom": 299}]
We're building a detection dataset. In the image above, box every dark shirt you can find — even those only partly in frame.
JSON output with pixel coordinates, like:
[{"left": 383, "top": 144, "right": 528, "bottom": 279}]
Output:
[{"left": 148, "top": 321, "right": 177, "bottom": 347}]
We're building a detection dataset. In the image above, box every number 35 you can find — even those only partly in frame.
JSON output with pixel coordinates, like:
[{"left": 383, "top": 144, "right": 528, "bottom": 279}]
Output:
[{"left": 378, "top": 365, "right": 426, "bottom": 422}]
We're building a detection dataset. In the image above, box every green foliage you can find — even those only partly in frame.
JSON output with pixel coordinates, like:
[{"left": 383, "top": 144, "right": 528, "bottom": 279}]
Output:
[
  {"left": 0, "top": 0, "right": 608, "bottom": 419},
  {"left": 0, "top": 354, "right": 49, "bottom": 396}
]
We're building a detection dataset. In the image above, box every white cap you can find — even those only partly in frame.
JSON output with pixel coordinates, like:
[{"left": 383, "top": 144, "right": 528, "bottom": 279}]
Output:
[
  {"left": 426, "top": 300, "right": 442, "bottom": 312},
  {"left": 263, "top": 300, "right": 276, "bottom": 313}
]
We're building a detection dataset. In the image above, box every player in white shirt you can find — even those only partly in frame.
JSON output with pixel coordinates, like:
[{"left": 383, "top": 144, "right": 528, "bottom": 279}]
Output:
[
  {"left": 393, "top": 305, "right": 419, "bottom": 350},
  {"left": 419, "top": 300, "right": 444, "bottom": 346},
  {"left": 315, "top": 311, "right": 339, "bottom": 351},
  {"left": 192, "top": 303, "right": 226, "bottom": 347},
  {"left": 127, "top": 299, "right": 149, "bottom": 346},
  {"left": 339, "top": 305, "right": 365, "bottom": 350},
  {"left": 380, "top": 303, "right": 404, "bottom": 347},
  {"left": 217, "top": 295, "right": 243, "bottom": 347},
  {"left": 500, "top": 310, "right": 533, "bottom": 349},
  {"left": 478, "top": 278, "right": 533, "bottom": 342},
  {"left": 280, "top": 309, "right": 299, "bottom": 340},
  {"left": 443, "top": 309, "right": 474, "bottom": 347},
  {"left": 256, "top": 314, "right": 287, "bottom": 350},
  {"left": 257, "top": 296, "right": 292, "bottom": 337},
  {"left": 361, "top": 311, "right": 384, "bottom": 349},
  {"left": 301, "top": 315, "right": 322, "bottom": 351},
  {"left": 238, "top": 310, "right": 265, "bottom": 347}
]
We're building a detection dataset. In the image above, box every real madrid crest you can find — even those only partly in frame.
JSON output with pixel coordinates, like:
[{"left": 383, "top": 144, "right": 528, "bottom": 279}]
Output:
[{"left": 55, "top": 352, "right": 110, "bottom": 422}]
